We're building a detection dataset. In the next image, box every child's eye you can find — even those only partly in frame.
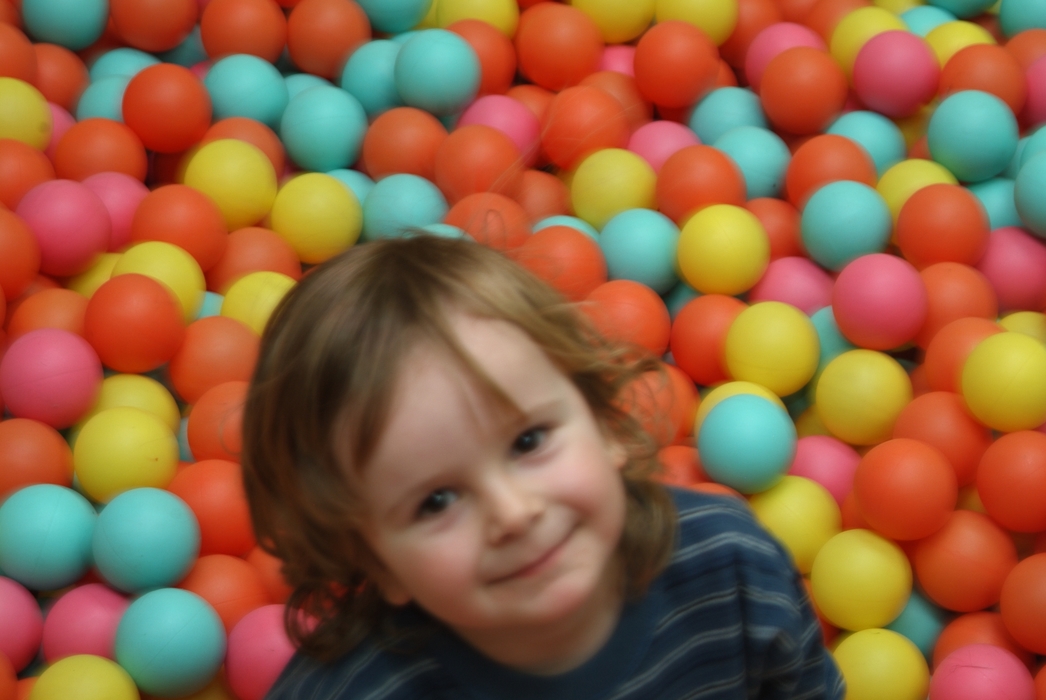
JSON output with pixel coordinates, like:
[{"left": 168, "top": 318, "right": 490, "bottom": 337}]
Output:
[
  {"left": 511, "top": 427, "right": 547, "bottom": 456},
  {"left": 417, "top": 488, "right": 458, "bottom": 518}
]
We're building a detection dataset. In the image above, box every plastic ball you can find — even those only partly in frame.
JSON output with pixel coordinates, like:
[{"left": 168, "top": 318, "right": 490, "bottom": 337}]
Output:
[
  {"left": 393, "top": 29, "right": 479, "bottom": 117},
  {"left": 434, "top": 124, "right": 523, "bottom": 203},
  {"left": 51, "top": 118, "right": 146, "bottom": 183},
  {"left": 788, "top": 435, "right": 860, "bottom": 506},
  {"left": 220, "top": 271, "right": 295, "bottom": 335},
  {"left": 338, "top": 39, "right": 402, "bottom": 119},
  {"left": 447, "top": 18, "right": 516, "bottom": 97},
  {"left": 0, "top": 138, "right": 55, "bottom": 213},
  {"left": 109, "top": 0, "right": 197, "bottom": 53},
  {"left": 111, "top": 240, "right": 205, "bottom": 322},
  {"left": 940, "top": 44, "right": 1026, "bottom": 117},
  {"left": 877, "top": 158, "right": 959, "bottom": 220},
  {"left": 246, "top": 547, "right": 292, "bottom": 605},
  {"left": 516, "top": 169, "right": 571, "bottom": 222},
  {"left": 633, "top": 20, "right": 718, "bottom": 108},
  {"left": 168, "top": 459, "right": 256, "bottom": 557},
  {"left": 569, "top": 0, "right": 653, "bottom": 44},
  {"left": 923, "top": 316, "right": 1002, "bottom": 393},
  {"left": 42, "top": 584, "right": 129, "bottom": 662},
  {"left": 537, "top": 87, "right": 626, "bottom": 172},
  {"left": 743, "top": 22, "right": 825, "bottom": 91},
  {"left": 130, "top": 184, "right": 227, "bottom": 272},
  {"left": 826, "top": 111, "right": 906, "bottom": 178},
  {"left": 998, "top": 553, "right": 1046, "bottom": 655},
  {"left": 178, "top": 554, "right": 269, "bottom": 633},
  {"left": 73, "top": 407, "right": 178, "bottom": 502},
  {"left": 0, "top": 418, "right": 72, "bottom": 499},
  {"left": 800, "top": 181, "right": 891, "bottom": 271},
  {"left": 669, "top": 294, "right": 747, "bottom": 387},
  {"left": 916, "top": 261, "right": 998, "bottom": 349},
  {"left": 895, "top": 183, "right": 989, "bottom": 270},
  {"left": 830, "top": 7, "right": 909, "bottom": 77},
  {"left": 749, "top": 475, "right": 840, "bottom": 573},
  {"left": 270, "top": 173, "right": 361, "bottom": 264},
  {"left": 89, "top": 48, "right": 159, "bottom": 82},
  {"left": 226, "top": 605, "right": 296, "bottom": 700},
  {"left": 353, "top": 0, "right": 431, "bottom": 33},
  {"left": 20, "top": 0, "right": 106, "bottom": 50},
  {"left": 203, "top": 54, "right": 287, "bottom": 130},
  {"left": 689, "top": 87, "right": 764, "bottom": 144},
  {"left": 748, "top": 256, "right": 833, "bottom": 315},
  {"left": 0, "top": 209, "right": 41, "bottom": 301},
  {"left": 962, "top": 331, "right": 1046, "bottom": 432},
  {"left": 976, "top": 430, "right": 1046, "bottom": 533},
  {"left": 0, "top": 576, "right": 42, "bottom": 673},
  {"left": 621, "top": 365, "right": 698, "bottom": 446},
  {"left": 279, "top": 85, "right": 366, "bottom": 172},
  {"left": 183, "top": 139, "right": 277, "bottom": 230},
  {"left": 677, "top": 203, "right": 769, "bottom": 295},
  {"left": 122, "top": 64, "right": 211, "bottom": 154},
  {"left": 1000, "top": 310, "right": 1046, "bottom": 342},
  {"left": 883, "top": 588, "right": 948, "bottom": 660},
  {"left": 832, "top": 254, "right": 927, "bottom": 350},
  {"left": 833, "top": 629, "right": 929, "bottom": 700},
  {"left": 723, "top": 301, "right": 819, "bottom": 396},
  {"left": 514, "top": 225, "right": 607, "bottom": 303},
  {"left": 79, "top": 173, "right": 146, "bottom": 253},
  {"left": 168, "top": 317, "right": 258, "bottom": 406},
  {"left": 16, "top": 179, "right": 110, "bottom": 278},
  {"left": 204, "top": 226, "right": 301, "bottom": 295},
  {"left": 198, "top": 0, "right": 286, "bottom": 62},
  {"left": 967, "top": 178, "right": 1020, "bottom": 231},
  {"left": 571, "top": 148, "right": 656, "bottom": 230},
  {"left": 760, "top": 47, "right": 847, "bottom": 135},
  {"left": 851, "top": 31, "right": 939, "bottom": 119},
  {"left": 515, "top": 4, "right": 603, "bottom": 91},
  {"left": 30, "top": 654, "right": 138, "bottom": 700},
  {"left": 6, "top": 287, "right": 87, "bottom": 339},
  {"left": 713, "top": 126, "right": 790, "bottom": 200},
  {"left": 80, "top": 374, "right": 180, "bottom": 433},
  {"left": 626, "top": 121, "right": 698, "bottom": 175},
  {"left": 925, "top": 21, "right": 996, "bottom": 66},
  {"left": 597, "top": 209, "right": 678, "bottom": 293},
  {"left": 698, "top": 393, "right": 796, "bottom": 494},
  {"left": 360, "top": 106, "right": 447, "bottom": 181},
  {"left": 186, "top": 381, "right": 248, "bottom": 463},
  {"left": 693, "top": 380, "right": 785, "bottom": 430},
  {"left": 902, "top": 5, "right": 957, "bottom": 36},
  {"left": 785, "top": 133, "right": 878, "bottom": 209},
  {"left": 361, "top": 174, "right": 446, "bottom": 241},
  {"left": 583, "top": 280, "right": 670, "bottom": 355},
  {"left": 327, "top": 168, "right": 374, "bottom": 207},
  {"left": 892, "top": 391, "right": 990, "bottom": 487},
  {"left": 928, "top": 90, "right": 1017, "bottom": 183},
  {"left": 443, "top": 192, "right": 531, "bottom": 250},
  {"left": 0, "top": 484, "right": 94, "bottom": 591},
  {"left": 930, "top": 644, "right": 1034, "bottom": 700},
  {"left": 656, "top": 144, "right": 746, "bottom": 224},
  {"left": 285, "top": 0, "right": 369, "bottom": 80},
  {"left": 815, "top": 349, "right": 912, "bottom": 446},
  {"left": 810, "top": 306, "right": 857, "bottom": 371},
  {"left": 1014, "top": 151, "right": 1046, "bottom": 236}
]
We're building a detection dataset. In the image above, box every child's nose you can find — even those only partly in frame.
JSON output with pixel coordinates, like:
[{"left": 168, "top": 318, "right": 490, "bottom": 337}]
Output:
[{"left": 482, "top": 474, "right": 542, "bottom": 543}]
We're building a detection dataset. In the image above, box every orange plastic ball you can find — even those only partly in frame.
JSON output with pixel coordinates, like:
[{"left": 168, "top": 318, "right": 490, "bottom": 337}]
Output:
[
  {"left": 540, "top": 85, "right": 629, "bottom": 170},
  {"left": 168, "top": 459, "right": 257, "bottom": 557},
  {"left": 0, "top": 22, "right": 34, "bottom": 83},
  {"left": 515, "top": 169, "right": 570, "bottom": 223},
  {"left": 656, "top": 145, "right": 746, "bottom": 224},
  {"left": 1000, "top": 554, "right": 1046, "bottom": 655},
  {"left": 578, "top": 70, "right": 653, "bottom": 132},
  {"left": 784, "top": 134, "right": 877, "bottom": 208},
  {"left": 840, "top": 489, "right": 870, "bottom": 530},
  {"left": 657, "top": 444, "right": 707, "bottom": 487},
  {"left": 83, "top": 274, "right": 186, "bottom": 373},
  {"left": 634, "top": 20, "right": 719, "bottom": 109},
  {"left": 669, "top": 294, "right": 748, "bottom": 387},
  {"left": 720, "top": 0, "right": 783, "bottom": 70},
  {"left": 205, "top": 226, "right": 301, "bottom": 294},
  {"left": 52, "top": 118, "right": 148, "bottom": 182},
  {"left": 447, "top": 19, "right": 516, "bottom": 97},
  {"left": 1006, "top": 28, "right": 1046, "bottom": 71},
  {"left": 760, "top": 47, "right": 847, "bottom": 135},
  {"left": 621, "top": 364, "right": 699, "bottom": 446},
  {"left": 443, "top": 192, "right": 531, "bottom": 250},
  {"left": 130, "top": 184, "right": 228, "bottom": 272},
  {"left": 932, "top": 611, "right": 1033, "bottom": 671},
  {"left": 746, "top": 197, "right": 803, "bottom": 259},
  {"left": 122, "top": 64, "right": 212, "bottom": 154},
  {"left": 168, "top": 316, "right": 259, "bottom": 404},
  {"left": 0, "top": 138, "right": 55, "bottom": 211},
  {"left": 7, "top": 288, "right": 87, "bottom": 339},
  {"left": 0, "top": 209, "right": 40, "bottom": 301},
  {"left": 178, "top": 554, "right": 269, "bottom": 633},
  {"left": 434, "top": 124, "right": 523, "bottom": 204},
  {"left": 912, "top": 509, "right": 1018, "bottom": 612},
  {"left": 31, "top": 43, "right": 87, "bottom": 113},
  {"left": 583, "top": 279, "right": 671, "bottom": 356},
  {"left": 853, "top": 437, "right": 957, "bottom": 541},
  {"left": 109, "top": 0, "right": 198, "bottom": 52},
  {"left": 245, "top": 546, "right": 292, "bottom": 603},
  {"left": 923, "top": 317, "right": 1003, "bottom": 393},
  {"left": 187, "top": 380, "right": 247, "bottom": 462},
  {"left": 0, "top": 417, "right": 72, "bottom": 499},
  {"left": 512, "top": 225, "right": 606, "bottom": 302},
  {"left": 804, "top": 0, "right": 870, "bottom": 42},
  {"left": 977, "top": 431, "right": 1046, "bottom": 533},
  {"left": 915, "top": 262, "right": 998, "bottom": 349},
  {"left": 361, "top": 107, "right": 447, "bottom": 182},
  {"left": 940, "top": 44, "right": 1026, "bottom": 116},
  {"left": 892, "top": 391, "right": 991, "bottom": 487},
  {"left": 515, "top": 3, "right": 603, "bottom": 91},
  {"left": 201, "top": 117, "right": 286, "bottom": 177},
  {"left": 200, "top": 0, "right": 288, "bottom": 63},
  {"left": 896, "top": 184, "right": 990, "bottom": 270},
  {"left": 286, "top": 0, "right": 370, "bottom": 80},
  {"left": 0, "top": 650, "right": 14, "bottom": 700}
]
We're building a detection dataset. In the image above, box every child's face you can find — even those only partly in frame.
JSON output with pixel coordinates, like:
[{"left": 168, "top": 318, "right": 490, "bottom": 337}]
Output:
[{"left": 357, "top": 313, "right": 628, "bottom": 648}]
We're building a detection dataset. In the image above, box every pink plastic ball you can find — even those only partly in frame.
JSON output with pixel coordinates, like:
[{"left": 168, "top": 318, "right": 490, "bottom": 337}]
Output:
[
  {"left": 627, "top": 121, "right": 700, "bottom": 173},
  {"left": 832, "top": 253, "right": 928, "bottom": 350},
  {"left": 44, "top": 103, "right": 76, "bottom": 163},
  {"left": 42, "top": 584, "right": 129, "bottom": 663},
  {"left": 745, "top": 22, "right": 826, "bottom": 93},
  {"left": 929, "top": 644, "right": 1035, "bottom": 700},
  {"left": 226, "top": 604, "right": 296, "bottom": 700},
  {"left": 1023, "top": 56, "right": 1046, "bottom": 130},
  {"left": 190, "top": 61, "right": 210, "bottom": 81},
  {"left": 0, "top": 576, "right": 43, "bottom": 673},
  {"left": 15, "top": 179, "right": 111, "bottom": 278},
  {"left": 748, "top": 256, "right": 834, "bottom": 315},
  {"left": 0, "top": 328, "right": 103, "bottom": 429},
  {"left": 788, "top": 435, "right": 861, "bottom": 505},
  {"left": 458, "top": 95, "right": 541, "bottom": 167},
  {"left": 853, "top": 30, "right": 939, "bottom": 119},
  {"left": 81, "top": 172, "right": 149, "bottom": 252},
  {"left": 975, "top": 226, "right": 1046, "bottom": 312},
  {"left": 599, "top": 45, "right": 636, "bottom": 76}
]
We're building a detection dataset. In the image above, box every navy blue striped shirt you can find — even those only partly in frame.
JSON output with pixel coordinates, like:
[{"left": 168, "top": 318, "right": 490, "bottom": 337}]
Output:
[{"left": 267, "top": 489, "right": 845, "bottom": 699}]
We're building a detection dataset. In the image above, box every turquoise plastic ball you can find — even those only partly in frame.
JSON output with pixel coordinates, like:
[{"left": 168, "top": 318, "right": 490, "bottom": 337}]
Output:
[
  {"left": 926, "top": 0, "right": 994, "bottom": 19},
  {"left": 689, "top": 87, "right": 767, "bottom": 145},
  {"left": 115, "top": 588, "right": 225, "bottom": 698},
  {"left": 967, "top": 178, "right": 1021, "bottom": 230},
  {"left": 811, "top": 307, "right": 857, "bottom": 373},
  {"left": 195, "top": 291, "right": 224, "bottom": 320},
  {"left": 158, "top": 26, "right": 207, "bottom": 67},
  {"left": 178, "top": 417, "right": 193, "bottom": 463},
  {"left": 362, "top": 173, "right": 448, "bottom": 240},
  {"left": 928, "top": 90, "right": 1018, "bottom": 183},
  {"left": 22, "top": 0, "right": 107, "bottom": 50},
  {"left": 205, "top": 54, "right": 289, "bottom": 129},
  {"left": 999, "top": 0, "right": 1046, "bottom": 36},
  {"left": 92, "top": 487, "right": 200, "bottom": 593},
  {"left": 0, "top": 484, "right": 96, "bottom": 591},
  {"left": 533, "top": 215, "right": 598, "bottom": 239},
  {"left": 421, "top": 223, "right": 466, "bottom": 238},
  {"left": 599, "top": 208, "right": 680, "bottom": 294},
  {"left": 327, "top": 168, "right": 375, "bottom": 204},
  {"left": 1015, "top": 151, "right": 1046, "bottom": 237},
  {"left": 357, "top": 0, "right": 433, "bottom": 34},
  {"left": 341, "top": 40, "right": 404, "bottom": 119},
  {"left": 698, "top": 394, "right": 797, "bottom": 494},
  {"left": 284, "top": 73, "right": 331, "bottom": 100},
  {"left": 1018, "top": 126, "right": 1046, "bottom": 169},
  {"left": 885, "top": 588, "right": 949, "bottom": 659},
  {"left": 900, "top": 5, "right": 956, "bottom": 35},
  {"left": 827, "top": 111, "right": 906, "bottom": 178},
  {"left": 801, "top": 180, "right": 892, "bottom": 271},
  {"left": 664, "top": 281, "right": 701, "bottom": 319},
  {"left": 89, "top": 48, "right": 160, "bottom": 82},
  {"left": 279, "top": 85, "right": 368, "bottom": 172},
  {"left": 394, "top": 29, "right": 480, "bottom": 117},
  {"left": 713, "top": 126, "right": 790, "bottom": 199},
  {"left": 77, "top": 76, "right": 130, "bottom": 122}
]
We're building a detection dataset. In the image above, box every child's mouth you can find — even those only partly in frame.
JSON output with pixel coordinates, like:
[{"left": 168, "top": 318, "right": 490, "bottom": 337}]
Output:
[{"left": 492, "top": 527, "right": 575, "bottom": 583}]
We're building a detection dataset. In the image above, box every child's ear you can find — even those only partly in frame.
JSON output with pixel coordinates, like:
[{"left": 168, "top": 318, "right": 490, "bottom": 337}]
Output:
[
  {"left": 608, "top": 438, "right": 628, "bottom": 472},
  {"left": 369, "top": 568, "right": 412, "bottom": 606}
]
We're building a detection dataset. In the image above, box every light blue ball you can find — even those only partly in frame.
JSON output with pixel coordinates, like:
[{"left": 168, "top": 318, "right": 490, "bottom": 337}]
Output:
[
  {"left": 698, "top": 394, "right": 797, "bottom": 494},
  {"left": 92, "top": 487, "right": 200, "bottom": 593},
  {"left": 664, "top": 281, "right": 701, "bottom": 320},
  {"left": 801, "top": 181, "right": 892, "bottom": 270},
  {"left": 178, "top": 417, "right": 193, "bottom": 463},
  {"left": 928, "top": 90, "right": 1019, "bottom": 183},
  {"left": 115, "top": 588, "right": 226, "bottom": 698},
  {"left": 1015, "top": 151, "right": 1046, "bottom": 237},
  {"left": 827, "top": 111, "right": 906, "bottom": 178},
  {"left": 421, "top": 223, "right": 466, "bottom": 238},
  {"left": 967, "top": 178, "right": 1021, "bottom": 230},
  {"left": 599, "top": 209, "right": 680, "bottom": 293},
  {"left": 341, "top": 40, "right": 404, "bottom": 119},
  {"left": 391, "top": 30, "right": 422, "bottom": 45},
  {"left": 1007, "top": 135, "right": 1029, "bottom": 178},
  {"left": 1000, "top": 0, "right": 1046, "bottom": 35},
  {"left": 327, "top": 168, "right": 375, "bottom": 204},
  {"left": 195, "top": 291, "right": 224, "bottom": 320},
  {"left": 689, "top": 87, "right": 766, "bottom": 145},
  {"left": 885, "top": 588, "right": 950, "bottom": 659},
  {"left": 533, "top": 215, "right": 598, "bottom": 240},
  {"left": 926, "top": 0, "right": 994, "bottom": 19},
  {"left": 89, "top": 48, "right": 159, "bottom": 82},
  {"left": 901, "top": 5, "right": 956, "bottom": 35},
  {"left": 205, "top": 54, "right": 289, "bottom": 129},
  {"left": 284, "top": 73, "right": 331, "bottom": 100},
  {"left": 810, "top": 307, "right": 856, "bottom": 373},
  {"left": 357, "top": 0, "right": 433, "bottom": 34},
  {"left": 76, "top": 76, "right": 130, "bottom": 122},
  {"left": 1018, "top": 126, "right": 1046, "bottom": 169},
  {"left": 0, "top": 484, "right": 96, "bottom": 591},
  {"left": 713, "top": 126, "right": 790, "bottom": 199},
  {"left": 22, "top": 0, "right": 108, "bottom": 50},
  {"left": 157, "top": 26, "right": 207, "bottom": 67},
  {"left": 394, "top": 29, "right": 480, "bottom": 116},
  {"left": 280, "top": 85, "right": 368, "bottom": 172},
  {"left": 362, "top": 173, "right": 448, "bottom": 240}
]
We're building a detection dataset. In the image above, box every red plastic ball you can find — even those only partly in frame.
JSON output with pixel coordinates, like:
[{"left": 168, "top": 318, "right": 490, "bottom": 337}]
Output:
[
  {"left": 109, "top": 0, "right": 198, "bottom": 52},
  {"left": 187, "top": 380, "right": 248, "bottom": 462},
  {"left": 201, "top": 0, "right": 287, "bottom": 63},
  {"left": 205, "top": 226, "right": 302, "bottom": 294},
  {"left": 578, "top": 71, "right": 653, "bottom": 132},
  {"left": 784, "top": 133, "right": 877, "bottom": 207},
  {"left": 977, "top": 431, "right": 1046, "bottom": 533},
  {"left": 515, "top": 3, "right": 603, "bottom": 91},
  {"left": 168, "top": 316, "right": 259, "bottom": 404},
  {"left": 130, "top": 184, "right": 228, "bottom": 272},
  {"left": 1000, "top": 554, "right": 1046, "bottom": 655},
  {"left": 168, "top": 459, "right": 257, "bottom": 557},
  {"left": 670, "top": 294, "right": 747, "bottom": 387},
  {"left": 0, "top": 138, "right": 55, "bottom": 211},
  {"left": 122, "top": 63, "right": 212, "bottom": 154},
  {"left": 896, "top": 184, "right": 990, "bottom": 270},
  {"left": 621, "top": 364, "right": 699, "bottom": 446},
  {"left": 656, "top": 145, "right": 746, "bottom": 224},
  {"left": 52, "top": 118, "right": 148, "bottom": 182},
  {"left": 178, "top": 554, "right": 269, "bottom": 633},
  {"left": 443, "top": 193, "right": 531, "bottom": 250},
  {"left": 583, "top": 280, "right": 671, "bottom": 356},
  {"left": 0, "top": 22, "right": 34, "bottom": 83},
  {"left": 923, "top": 317, "right": 1003, "bottom": 393},
  {"left": 540, "top": 85, "right": 629, "bottom": 170},
  {"left": 720, "top": 0, "right": 783, "bottom": 70},
  {"left": 760, "top": 46, "right": 847, "bottom": 135},
  {"left": 633, "top": 20, "right": 719, "bottom": 108},
  {"left": 746, "top": 197, "right": 803, "bottom": 259},
  {"left": 915, "top": 262, "right": 998, "bottom": 349},
  {"left": 7, "top": 288, "right": 87, "bottom": 340},
  {"left": 515, "top": 169, "right": 570, "bottom": 223},
  {"left": 434, "top": 124, "right": 523, "bottom": 204},
  {"left": 361, "top": 107, "right": 447, "bottom": 182},
  {"left": 512, "top": 225, "right": 606, "bottom": 302},
  {"left": 940, "top": 44, "right": 1026, "bottom": 116},
  {"left": 892, "top": 391, "right": 991, "bottom": 487},
  {"left": 202, "top": 117, "right": 286, "bottom": 178},
  {"left": 933, "top": 612, "right": 1033, "bottom": 671},
  {"left": 286, "top": 0, "right": 370, "bottom": 80},
  {"left": 0, "top": 418, "right": 72, "bottom": 500},
  {"left": 447, "top": 19, "right": 516, "bottom": 97},
  {"left": 245, "top": 547, "right": 292, "bottom": 604},
  {"left": 31, "top": 43, "right": 88, "bottom": 113},
  {"left": 0, "top": 209, "right": 40, "bottom": 301},
  {"left": 657, "top": 444, "right": 706, "bottom": 487}
]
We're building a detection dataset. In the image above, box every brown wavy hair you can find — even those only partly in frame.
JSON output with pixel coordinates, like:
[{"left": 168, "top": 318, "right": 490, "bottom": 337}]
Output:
[{"left": 241, "top": 235, "right": 677, "bottom": 662}]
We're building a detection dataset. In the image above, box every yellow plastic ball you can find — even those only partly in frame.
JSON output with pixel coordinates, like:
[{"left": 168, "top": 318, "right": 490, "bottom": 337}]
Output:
[
  {"left": 572, "top": 0, "right": 655, "bottom": 43},
  {"left": 833, "top": 629, "right": 929, "bottom": 700},
  {"left": 694, "top": 380, "right": 786, "bottom": 430},
  {"left": 724, "top": 301, "right": 820, "bottom": 397},
  {"left": 876, "top": 158, "right": 958, "bottom": 220},
  {"left": 749, "top": 476, "right": 841, "bottom": 574},
  {"left": 810, "top": 529, "right": 912, "bottom": 630},
  {"left": 111, "top": 241, "right": 205, "bottom": 322},
  {"left": 30, "top": 654, "right": 139, "bottom": 700},
  {"left": 183, "top": 139, "right": 277, "bottom": 230},
  {"left": 66, "top": 253, "right": 120, "bottom": 298},
  {"left": 571, "top": 149, "right": 657, "bottom": 230},
  {"left": 437, "top": 0, "right": 519, "bottom": 36},
  {"left": 894, "top": 102, "right": 936, "bottom": 149},
  {"left": 73, "top": 407, "right": 179, "bottom": 503},
  {"left": 79, "top": 374, "right": 181, "bottom": 433},
  {"left": 221, "top": 270, "right": 297, "bottom": 335},
  {"left": 270, "top": 173, "right": 362, "bottom": 264},
  {"left": 796, "top": 405, "right": 832, "bottom": 438},
  {"left": 677, "top": 204, "right": 769, "bottom": 295},
  {"left": 416, "top": 0, "right": 440, "bottom": 28},
  {"left": 874, "top": 0, "right": 924, "bottom": 13},
  {"left": 830, "top": 7, "right": 908, "bottom": 79},
  {"left": 999, "top": 310, "right": 1046, "bottom": 344},
  {"left": 815, "top": 349, "right": 912, "bottom": 445},
  {"left": 655, "top": 0, "right": 739, "bottom": 46},
  {"left": 0, "top": 77, "right": 52, "bottom": 150},
  {"left": 961, "top": 331, "right": 1046, "bottom": 432},
  {"left": 925, "top": 20, "right": 995, "bottom": 66}
]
